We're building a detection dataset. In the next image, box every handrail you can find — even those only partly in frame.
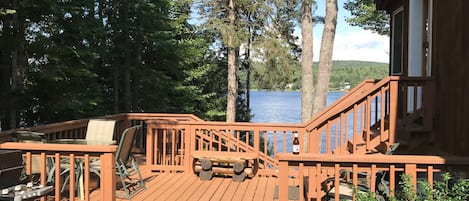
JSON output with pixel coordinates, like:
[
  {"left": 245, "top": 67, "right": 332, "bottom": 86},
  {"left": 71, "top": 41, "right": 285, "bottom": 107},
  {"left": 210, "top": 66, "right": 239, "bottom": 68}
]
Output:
[
  {"left": 0, "top": 142, "right": 117, "bottom": 152},
  {"left": 277, "top": 153, "right": 469, "bottom": 165}
]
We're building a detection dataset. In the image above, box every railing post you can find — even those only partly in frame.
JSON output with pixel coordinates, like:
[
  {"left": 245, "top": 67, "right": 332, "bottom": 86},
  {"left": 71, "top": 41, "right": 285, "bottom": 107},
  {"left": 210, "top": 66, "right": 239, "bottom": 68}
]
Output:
[
  {"left": 254, "top": 128, "right": 260, "bottom": 153},
  {"left": 146, "top": 123, "right": 154, "bottom": 172},
  {"left": 405, "top": 164, "right": 417, "bottom": 190},
  {"left": 278, "top": 159, "right": 289, "bottom": 201},
  {"left": 100, "top": 152, "right": 116, "bottom": 201},
  {"left": 389, "top": 80, "right": 399, "bottom": 145},
  {"left": 423, "top": 79, "right": 433, "bottom": 131},
  {"left": 184, "top": 124, "right": 193, "bottom": 173},
  {"left": 303, "top": 128, "right": 309, "bottom": 153}
]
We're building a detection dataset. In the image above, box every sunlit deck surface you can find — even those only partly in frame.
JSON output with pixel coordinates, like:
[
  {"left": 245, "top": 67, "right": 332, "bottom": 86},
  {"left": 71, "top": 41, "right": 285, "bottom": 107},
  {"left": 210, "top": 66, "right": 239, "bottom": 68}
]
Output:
[
  {"left": 89, "top": 166, "right": 278, "bottom": 201},
  {"left": 84, "top": 155, "right": 280, "bottom": 201}
]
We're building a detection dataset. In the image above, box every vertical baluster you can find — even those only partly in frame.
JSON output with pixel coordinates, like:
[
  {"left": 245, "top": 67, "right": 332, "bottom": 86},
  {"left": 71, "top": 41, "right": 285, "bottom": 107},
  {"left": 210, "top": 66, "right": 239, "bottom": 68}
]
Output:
[
  {"left": 283, "top": 131, "right": 287, "bottom": 153},
  {"left": 69, "top": 154, "right": 75, "bottom": 200},
  {"left": 299, "top": 163, "right": 304, "bottom": 201},
  {"left": 366, "top": 96, "right": 372, "bottom": 150},
  {"left": 171, "top": 129, "right": 176, "bottom": 166},
  {"left": 389, "top": 80, "right": 398, "bottom": 145},
  {"left": 315, "top": 163, "right": 322, "bottom": 201},
  {"left": 273, "top": 131, "right": 277, "bottom": 154},
  {"left": 55, "top": 153, "right": 61, "bottom": 200},
  {"left": 162, "top": 129, "right": 167, "bottom": 165},
  {"left": 380, "top": 87, "right": 386, "bottom": 142},
  {"left": 405, "top": 164, "right": 417, "bottom": 190},
  {"left": 326, "top": 122, "right": 331, "bottom": 153},
  {"left": 352, "top": 164, "right": 358, "bottom": 201},
  {"left": 335, "top": 121, "right": 339, "bottom": 153},
  {"left": 334, "top": 164, "right": 340, "bottom": 200},
  {"left": 84, "top": 154, "right": 90, "bottom": 201},
  {"left": 370, "top": 164, "right": 377, "bottom": 193},
  {"left": 390, "top": 165, "right": 395, "bottom": 197},
  {"left": 427, "top": 166, "right": 433, "bottom": 189},
  {"left": 352, "top": 104, "right": 357, "bottom": 153}
]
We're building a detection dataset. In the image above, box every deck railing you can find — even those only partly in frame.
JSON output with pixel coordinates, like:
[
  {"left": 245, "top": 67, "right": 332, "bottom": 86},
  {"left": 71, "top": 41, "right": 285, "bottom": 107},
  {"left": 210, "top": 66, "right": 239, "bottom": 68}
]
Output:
[
  {"left": 145, "top": 120, "right": 304, "bottom": 175},
  {"left": 397, "top": 77, "right": 433, "bottom": 134},
  {"left": 277, "top": 153, "right": 469, "bottom": 201},
  {"left": 0, "top": 76, "right": 437, "bottom": 200},
  {"left": 0, "top": 142, "right": 117, "bottom": 201}
]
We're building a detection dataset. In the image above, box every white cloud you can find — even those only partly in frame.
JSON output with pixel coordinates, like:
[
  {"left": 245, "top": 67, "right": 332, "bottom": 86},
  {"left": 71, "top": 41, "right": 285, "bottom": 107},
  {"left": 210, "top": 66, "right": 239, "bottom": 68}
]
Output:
[{"left": 314, "top": 30, "right": 390, "bottom": 63}]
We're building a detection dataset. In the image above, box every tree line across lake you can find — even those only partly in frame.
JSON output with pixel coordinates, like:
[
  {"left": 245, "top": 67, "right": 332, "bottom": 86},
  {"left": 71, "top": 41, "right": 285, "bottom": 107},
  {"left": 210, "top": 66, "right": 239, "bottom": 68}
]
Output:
[{"left": 246, "top": 60, "right": 388, "bottom": 91}]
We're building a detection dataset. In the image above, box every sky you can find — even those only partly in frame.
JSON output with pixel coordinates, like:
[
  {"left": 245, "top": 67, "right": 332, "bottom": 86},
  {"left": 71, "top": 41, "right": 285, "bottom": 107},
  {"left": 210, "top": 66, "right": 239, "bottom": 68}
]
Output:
[
  {"left": 311, "top": 0, "right": 390, "bottom": 63},
  {"left": 190, "top": 0, "right": 390, "bottom": 63}
]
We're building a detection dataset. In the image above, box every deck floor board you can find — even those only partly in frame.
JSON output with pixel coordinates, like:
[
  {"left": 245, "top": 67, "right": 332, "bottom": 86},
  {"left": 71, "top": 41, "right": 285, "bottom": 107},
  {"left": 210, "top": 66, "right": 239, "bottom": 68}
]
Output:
[{"left": 86, "top": 164, "right": 279, "bottom": 201}]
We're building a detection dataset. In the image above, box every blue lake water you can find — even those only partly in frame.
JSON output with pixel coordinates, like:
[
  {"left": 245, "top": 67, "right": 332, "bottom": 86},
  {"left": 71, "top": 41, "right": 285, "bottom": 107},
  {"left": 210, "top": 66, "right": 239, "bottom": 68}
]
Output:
[
  {"left": 250, "top": 91, "right": 346, "bottom": 153},
  {"left": 250, "top": 91, "right": 345, "bottom": 123}
]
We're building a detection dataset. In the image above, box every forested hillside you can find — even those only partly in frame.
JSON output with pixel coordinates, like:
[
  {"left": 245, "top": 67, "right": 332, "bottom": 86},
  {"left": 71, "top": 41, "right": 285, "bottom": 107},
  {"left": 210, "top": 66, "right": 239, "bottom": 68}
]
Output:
[
  {"left": 1, "top": 1, "right": 387, "bottom": 129},
  {"left": 249, "top": 60, "right": 388, "bottom": 90}
]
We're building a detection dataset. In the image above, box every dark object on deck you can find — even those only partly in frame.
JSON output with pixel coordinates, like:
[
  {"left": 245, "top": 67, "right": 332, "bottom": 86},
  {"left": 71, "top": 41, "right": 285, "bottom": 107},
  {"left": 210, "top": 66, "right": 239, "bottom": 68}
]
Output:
[
  {"left": 0, "top": 150, "right": 53, "bottom": 201},
  {"left": 0, "top": 150, "right": 23, "bottom": 189}
]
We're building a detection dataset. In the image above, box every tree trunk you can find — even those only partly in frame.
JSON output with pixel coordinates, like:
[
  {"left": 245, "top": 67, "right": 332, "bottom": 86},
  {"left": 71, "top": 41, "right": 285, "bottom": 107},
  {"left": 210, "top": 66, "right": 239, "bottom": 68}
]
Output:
[
  {"left": 0, "top": 15, "right": 12, "bottom": 130},
  {"left": 121, "top": 0, "right": 132, "bottom": 112},
  {"left": 301, "top": 0, "right": 314, "bottom": 123},
  {"left": 113, "top": 62, "right": 120, "bottom": 113},
  {"left": 10, "top": 1, "right": 25, "bottom": 128},
  {"left": 226, "top": 0, "right": 237, "bottom": 122},
  {"left": 245, "top": 31, "right": 253, "bottom": 113},
  {"left": 313, "top": 0, "right": 338, "bottom": 115}
]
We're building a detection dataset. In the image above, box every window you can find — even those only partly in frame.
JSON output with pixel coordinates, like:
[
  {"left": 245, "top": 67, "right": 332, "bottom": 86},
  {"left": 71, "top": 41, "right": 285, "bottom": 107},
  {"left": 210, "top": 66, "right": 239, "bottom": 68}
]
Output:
[{"left": 391, "top": 8, "right": 404, "bottom": 75}]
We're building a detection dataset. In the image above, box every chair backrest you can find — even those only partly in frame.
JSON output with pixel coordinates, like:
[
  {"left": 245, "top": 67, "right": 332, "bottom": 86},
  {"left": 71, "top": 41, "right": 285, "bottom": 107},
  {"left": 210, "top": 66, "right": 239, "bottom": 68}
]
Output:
[
  {"left": 116, "top": 125, "right": 141, "bottom": 165},
  {"left": 12, "top": 131, "right": 47, "bottom": 143},
  {"left": 85, "top": 119, "right": 116, "bottom": 142},
  {"left": 12, "top": 131, "right": 47, "bottom": 174}
]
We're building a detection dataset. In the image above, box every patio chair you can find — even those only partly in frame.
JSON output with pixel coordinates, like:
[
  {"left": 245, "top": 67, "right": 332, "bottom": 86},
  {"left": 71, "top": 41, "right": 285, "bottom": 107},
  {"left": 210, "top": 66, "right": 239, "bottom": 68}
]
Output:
[
  {"left": 85, "top": 119, "right": 117, "bottom": 142},
  {"left": 59, "top": 119, "right": 116, "bottom": 193},
  {"left": 89, "top": 125, "right": 146, "bottom": 199},
  {"left": 11, "top": 131, "right": 55, "bottom": 184}
]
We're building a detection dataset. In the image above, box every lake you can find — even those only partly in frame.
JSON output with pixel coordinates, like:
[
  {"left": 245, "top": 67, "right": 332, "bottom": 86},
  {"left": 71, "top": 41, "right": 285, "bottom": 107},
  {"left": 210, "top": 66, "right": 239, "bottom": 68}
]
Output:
[{"left": 250, "top": 91, "right": 345, "bottom": 123}]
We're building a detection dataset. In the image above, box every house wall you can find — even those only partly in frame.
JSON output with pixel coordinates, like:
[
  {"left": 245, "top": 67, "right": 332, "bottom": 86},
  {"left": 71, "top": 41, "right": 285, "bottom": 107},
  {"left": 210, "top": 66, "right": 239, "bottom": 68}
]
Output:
[{"left": 432, "top": 0, "right": 469, "bottom": 156}]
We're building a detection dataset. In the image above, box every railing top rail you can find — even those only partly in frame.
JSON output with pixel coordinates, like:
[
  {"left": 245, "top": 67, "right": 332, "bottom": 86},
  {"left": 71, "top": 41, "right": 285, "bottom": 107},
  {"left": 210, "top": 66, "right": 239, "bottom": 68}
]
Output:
[
  {"left": 277, "top": 153, "right": 469, "bottom": 165},
  {"left": 146, "top": 119, "right": 304, "bottom": 129},
  {"left": 0, "top": 142, "right": 117, "bottom": 153},
  {"left": 126, "top": 113, "right": 203, "bottom": 121}
]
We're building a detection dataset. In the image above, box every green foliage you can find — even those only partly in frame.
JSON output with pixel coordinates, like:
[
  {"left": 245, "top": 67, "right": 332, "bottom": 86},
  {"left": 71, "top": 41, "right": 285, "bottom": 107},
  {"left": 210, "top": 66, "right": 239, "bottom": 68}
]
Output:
[
  {"left": 355, "top": 173, "right": 469, "bottom": 201},
  {"left": 1, "top": 0, "right": 236, "bottom": 127},
  {"left": 343, "top": 0, "right": 390, "bottom": 35},
  {"left": 0, "top": 8, "right": 16, "bottom": 15}
]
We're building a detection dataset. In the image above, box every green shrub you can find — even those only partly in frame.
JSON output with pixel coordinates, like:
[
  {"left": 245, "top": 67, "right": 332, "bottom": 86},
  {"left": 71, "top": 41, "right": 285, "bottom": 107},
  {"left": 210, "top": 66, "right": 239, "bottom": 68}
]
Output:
[{"left": 354, "top": 172, "right": 469, "bottom": 201}]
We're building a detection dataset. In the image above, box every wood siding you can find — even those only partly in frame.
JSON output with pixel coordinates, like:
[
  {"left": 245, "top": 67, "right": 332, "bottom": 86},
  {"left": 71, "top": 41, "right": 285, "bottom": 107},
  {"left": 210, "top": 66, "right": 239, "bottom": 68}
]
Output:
[{"left": 432, "top": 0, "right": 469, "bottom": 156}]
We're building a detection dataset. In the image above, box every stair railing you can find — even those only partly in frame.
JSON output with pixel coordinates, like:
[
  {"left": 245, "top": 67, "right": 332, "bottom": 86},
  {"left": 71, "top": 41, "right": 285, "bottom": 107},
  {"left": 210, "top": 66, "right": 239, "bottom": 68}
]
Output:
[{"left": 305, "top": 76, "right": 400, "bottom": 154}]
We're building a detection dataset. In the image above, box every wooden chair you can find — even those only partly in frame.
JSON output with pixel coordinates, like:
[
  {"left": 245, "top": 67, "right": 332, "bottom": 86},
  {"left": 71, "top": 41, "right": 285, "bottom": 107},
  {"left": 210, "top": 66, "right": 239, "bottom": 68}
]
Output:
[{"left": 90, "top": 125, "right": 146, "bottom": 199}]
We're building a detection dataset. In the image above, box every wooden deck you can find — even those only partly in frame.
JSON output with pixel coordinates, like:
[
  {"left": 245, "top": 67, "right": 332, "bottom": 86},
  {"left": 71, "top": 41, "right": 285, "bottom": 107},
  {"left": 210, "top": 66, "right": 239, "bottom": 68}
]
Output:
[{"left": 88, "top": 165, "right": 279, "bottom": 201}]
